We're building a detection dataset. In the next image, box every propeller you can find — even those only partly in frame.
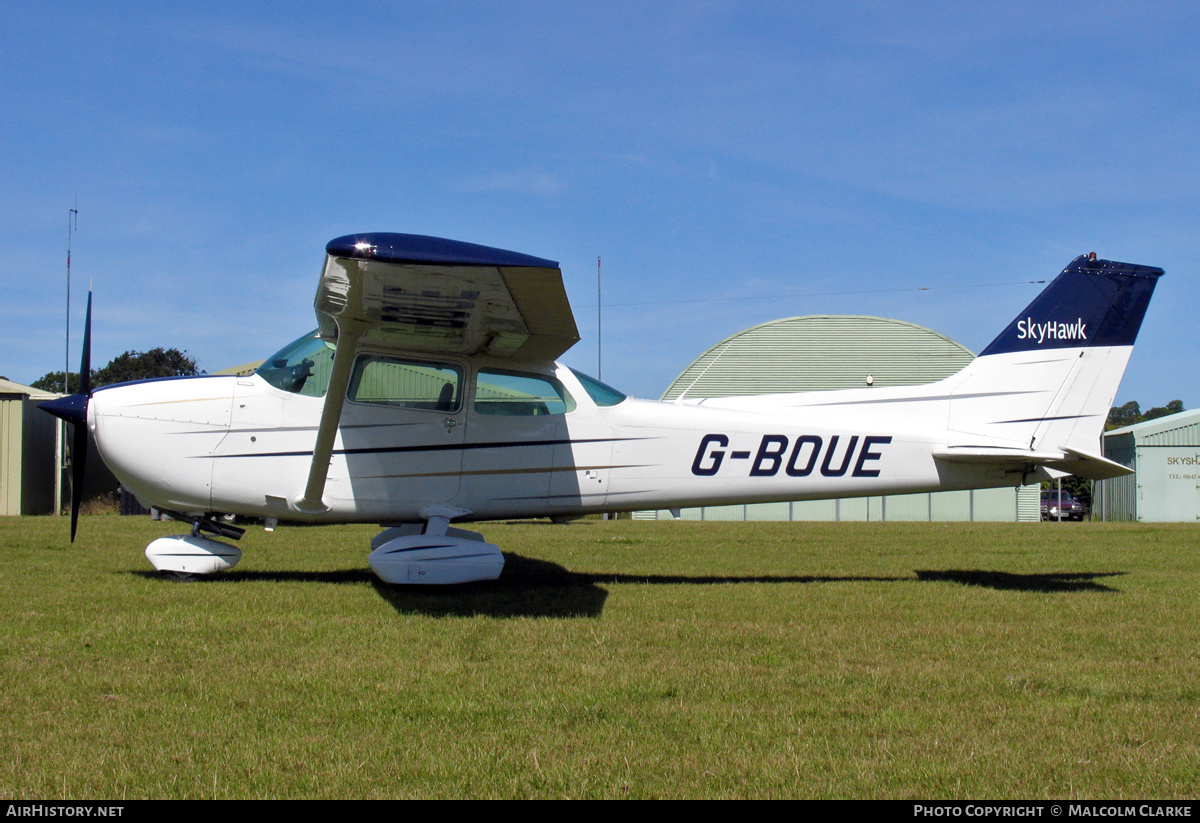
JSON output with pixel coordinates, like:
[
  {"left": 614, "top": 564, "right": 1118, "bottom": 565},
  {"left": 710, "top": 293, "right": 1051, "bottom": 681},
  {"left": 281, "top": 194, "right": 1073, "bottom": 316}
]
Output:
[{"left": 39, "top": 291, "right": 93, "bottom": 541}]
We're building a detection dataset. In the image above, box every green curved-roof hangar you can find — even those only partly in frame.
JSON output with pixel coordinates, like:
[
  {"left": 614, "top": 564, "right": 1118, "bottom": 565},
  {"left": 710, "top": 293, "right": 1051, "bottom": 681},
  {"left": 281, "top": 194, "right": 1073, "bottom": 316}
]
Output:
[{"left": 661, "top": 315, "right": 975, "bottom": 401}]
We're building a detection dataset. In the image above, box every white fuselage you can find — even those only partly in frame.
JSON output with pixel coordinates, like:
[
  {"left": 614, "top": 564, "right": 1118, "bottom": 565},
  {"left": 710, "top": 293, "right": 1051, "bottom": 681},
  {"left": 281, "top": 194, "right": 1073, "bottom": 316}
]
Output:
[{"left": 88, "top": 353, "right": 1035, "bottom": 525}]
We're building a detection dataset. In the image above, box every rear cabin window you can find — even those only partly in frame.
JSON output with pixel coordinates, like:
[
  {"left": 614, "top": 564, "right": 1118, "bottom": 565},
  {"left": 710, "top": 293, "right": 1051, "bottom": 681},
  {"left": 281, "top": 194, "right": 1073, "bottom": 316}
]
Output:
[
  {"left": 474, "top": 370, "right": 574, "bottom": 416},
  {"left": 570, "top": 368, "right": 627, "bottom": 406},
  {"left": 348, "top": 355, "right": 462, "bottom": 411}
]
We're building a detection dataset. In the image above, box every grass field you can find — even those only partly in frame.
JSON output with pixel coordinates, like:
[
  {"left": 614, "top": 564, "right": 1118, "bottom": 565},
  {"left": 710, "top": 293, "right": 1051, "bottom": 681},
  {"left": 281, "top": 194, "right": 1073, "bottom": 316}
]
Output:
[{"left": 2, "top": 514, "right": 1198, "bottom": 799}]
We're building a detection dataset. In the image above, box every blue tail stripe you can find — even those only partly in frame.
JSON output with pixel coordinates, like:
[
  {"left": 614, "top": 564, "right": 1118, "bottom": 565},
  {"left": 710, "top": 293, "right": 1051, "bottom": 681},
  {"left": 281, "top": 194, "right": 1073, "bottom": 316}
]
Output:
[{"left": 979, "top": 255, "right": 1163, "bottom": 356}]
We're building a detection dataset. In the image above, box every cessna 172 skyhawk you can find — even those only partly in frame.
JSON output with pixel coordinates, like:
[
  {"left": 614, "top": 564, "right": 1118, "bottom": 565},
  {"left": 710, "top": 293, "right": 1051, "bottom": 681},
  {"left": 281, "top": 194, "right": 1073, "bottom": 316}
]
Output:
[{"left": 42, "top": 233, "right": 1162, "bottom": 584}]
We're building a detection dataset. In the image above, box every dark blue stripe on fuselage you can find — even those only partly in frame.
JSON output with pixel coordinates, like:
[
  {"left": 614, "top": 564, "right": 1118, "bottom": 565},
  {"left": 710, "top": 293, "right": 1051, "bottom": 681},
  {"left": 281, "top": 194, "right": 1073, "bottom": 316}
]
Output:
[{"left": 207, "top": 437, "right": 639, "bottom": 459}]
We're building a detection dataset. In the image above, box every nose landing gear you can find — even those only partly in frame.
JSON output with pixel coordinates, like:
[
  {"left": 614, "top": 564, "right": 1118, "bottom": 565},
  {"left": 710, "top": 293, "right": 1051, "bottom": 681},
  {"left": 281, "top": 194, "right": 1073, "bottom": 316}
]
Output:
[{"left": 146, "top": 511, "right": 245, "bottom": 579}]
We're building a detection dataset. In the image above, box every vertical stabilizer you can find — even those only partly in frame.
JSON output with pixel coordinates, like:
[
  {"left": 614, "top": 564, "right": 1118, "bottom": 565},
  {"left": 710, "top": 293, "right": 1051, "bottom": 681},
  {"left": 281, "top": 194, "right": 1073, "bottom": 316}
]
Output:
[{"left": 945, "top": 255, "right": 1162, "bottom": 465}]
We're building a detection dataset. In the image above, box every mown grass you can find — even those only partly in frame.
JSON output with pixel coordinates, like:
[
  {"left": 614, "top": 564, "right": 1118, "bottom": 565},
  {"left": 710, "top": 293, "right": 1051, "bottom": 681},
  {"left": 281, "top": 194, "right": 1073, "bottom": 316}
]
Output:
[{"left": 1, "top": 515, "right": 1198, "bottom": 799}]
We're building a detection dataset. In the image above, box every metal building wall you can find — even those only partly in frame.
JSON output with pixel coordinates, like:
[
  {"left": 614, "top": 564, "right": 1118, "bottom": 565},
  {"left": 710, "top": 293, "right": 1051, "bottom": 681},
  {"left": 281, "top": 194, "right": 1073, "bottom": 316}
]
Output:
[
  {"left": 1098, "top": 411, "right": 1200, "bottom": 522},
  {"left": 1132, "top": 446, "right": 1200, "bottom": 522},
  {"left": 1016, "top": 484, "right": 1041, "bottom": 521},
  {"left": 0, "top": 391, "right": 63, "bottom": 516},
  {"left": 21, "top": 399, "right": 61, "bottom": 514},
  {"left": 644, "top": 485, "right": 1038, "bottom": 523},
  {"left": 1097, "top": 431, "right": 1137, "bottom": 521},
  {"left": 0, "top": 397, "right": 21, "bottom": 515},
  {"left": 1135, "top": 417, "right": 1200, "bottom": 446}
]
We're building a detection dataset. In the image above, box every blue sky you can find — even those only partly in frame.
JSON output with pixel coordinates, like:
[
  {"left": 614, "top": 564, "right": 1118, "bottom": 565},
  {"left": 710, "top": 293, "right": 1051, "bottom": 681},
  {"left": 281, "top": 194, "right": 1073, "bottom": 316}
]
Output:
[{"left": 4, "top": 2, "right": 1196, "bottom": 408}]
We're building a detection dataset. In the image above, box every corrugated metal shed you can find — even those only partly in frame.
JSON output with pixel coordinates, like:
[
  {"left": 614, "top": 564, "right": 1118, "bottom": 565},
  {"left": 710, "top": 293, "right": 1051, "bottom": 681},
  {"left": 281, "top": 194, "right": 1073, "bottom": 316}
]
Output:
[
  {"left": 663, "top": 315, "right": 975, "bottom": 399},
  {"left": 638, "top": 315, "right": 1038, "bottom": 522},
  {"left": 0, "top": 379, "right": 62, "bottom": 516},
  {"left": 1097, "top": 409, "right": 1200, "bottom": 522}
]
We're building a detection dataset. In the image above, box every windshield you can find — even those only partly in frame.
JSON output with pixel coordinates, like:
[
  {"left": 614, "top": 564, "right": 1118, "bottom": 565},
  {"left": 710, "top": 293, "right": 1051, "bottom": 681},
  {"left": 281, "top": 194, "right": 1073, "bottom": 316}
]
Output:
[
  {"left": 570, "top": 368, "right": 627, "bottom": 406},
  {"left": 256, "top": 330, "right": 335, "bottom": 396}
]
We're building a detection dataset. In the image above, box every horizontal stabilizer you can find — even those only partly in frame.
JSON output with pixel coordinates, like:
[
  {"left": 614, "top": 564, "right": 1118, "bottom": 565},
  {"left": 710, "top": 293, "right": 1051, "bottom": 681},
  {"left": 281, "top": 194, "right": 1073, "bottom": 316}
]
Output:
[
  {"left": 1053, "top": 447, "right": 1134, "bottom": 480},
  {"left": 933, "top": 445, "right": 1132, "bottom": 480}
]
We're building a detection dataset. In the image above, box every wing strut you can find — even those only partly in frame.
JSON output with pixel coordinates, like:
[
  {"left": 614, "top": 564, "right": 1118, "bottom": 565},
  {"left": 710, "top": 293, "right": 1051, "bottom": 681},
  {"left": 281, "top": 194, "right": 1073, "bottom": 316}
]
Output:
[{"left": 294, "top": 319, "right": 365, "bottom": 514}]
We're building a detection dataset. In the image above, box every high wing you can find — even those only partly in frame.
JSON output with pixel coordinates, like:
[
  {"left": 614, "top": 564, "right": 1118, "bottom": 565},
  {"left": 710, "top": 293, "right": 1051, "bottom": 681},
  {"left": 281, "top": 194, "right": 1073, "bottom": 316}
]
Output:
[
  {"left": 315, "top": 232, "right": 579, "bottom": 361},
  {"left": 299, "top": 232, "right": 580, "bottom": 513}
]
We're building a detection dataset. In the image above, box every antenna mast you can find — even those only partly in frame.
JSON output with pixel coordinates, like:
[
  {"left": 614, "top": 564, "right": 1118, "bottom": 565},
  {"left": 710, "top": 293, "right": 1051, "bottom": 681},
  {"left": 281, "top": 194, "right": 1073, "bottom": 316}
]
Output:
[
  {"left": 597, "top": 255, "right": 602, "bottom": 380},
  {"left": 65, "top": 198, "right": 78, "bottom": 394}
]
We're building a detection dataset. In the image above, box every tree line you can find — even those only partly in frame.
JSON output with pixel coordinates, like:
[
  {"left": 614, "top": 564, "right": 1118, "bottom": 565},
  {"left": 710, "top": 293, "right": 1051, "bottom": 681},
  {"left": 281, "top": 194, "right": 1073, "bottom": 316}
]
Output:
[
  {"left": 1105, "top": 399, "right": 1185, "bottom": 431},
  {"left": 31, "top": 348, "right": 202, "bottom": 393}
]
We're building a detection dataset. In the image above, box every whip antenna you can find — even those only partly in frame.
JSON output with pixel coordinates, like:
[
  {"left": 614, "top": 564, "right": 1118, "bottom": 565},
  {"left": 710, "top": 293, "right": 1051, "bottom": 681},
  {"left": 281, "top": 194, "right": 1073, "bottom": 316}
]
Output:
[{"left": 65, "top": 197, "right": 78, "bottom": 393}]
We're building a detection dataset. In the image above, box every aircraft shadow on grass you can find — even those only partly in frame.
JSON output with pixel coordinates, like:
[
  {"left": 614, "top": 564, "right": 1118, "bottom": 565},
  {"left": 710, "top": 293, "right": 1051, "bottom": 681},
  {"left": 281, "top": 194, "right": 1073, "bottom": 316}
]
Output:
[
  {"left": 133, "top": 556, "right": 906, "bottom": 618},
  {"left": 915, "top": 569, "right": 1126, "bottom": 593},
  {"left": 134, "top": 556, "right": 1126, "bottom": 618}
]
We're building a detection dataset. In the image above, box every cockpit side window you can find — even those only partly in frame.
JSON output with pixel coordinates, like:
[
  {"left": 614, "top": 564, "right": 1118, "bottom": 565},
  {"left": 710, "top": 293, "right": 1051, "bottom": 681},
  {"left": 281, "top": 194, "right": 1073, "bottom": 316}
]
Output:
[
  {"left": 348, "top": 355, "right": 462, "bottom": 411},
  {"left": 256, "top": 330, "right": 335, "bottom": 396}
]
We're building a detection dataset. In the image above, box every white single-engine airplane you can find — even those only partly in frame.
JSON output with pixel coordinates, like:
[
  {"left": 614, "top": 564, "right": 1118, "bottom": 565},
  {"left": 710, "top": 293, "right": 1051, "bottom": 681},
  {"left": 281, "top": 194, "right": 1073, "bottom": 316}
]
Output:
[{"left": 42, "top": 233, "right": 1162, "bottom": 584}]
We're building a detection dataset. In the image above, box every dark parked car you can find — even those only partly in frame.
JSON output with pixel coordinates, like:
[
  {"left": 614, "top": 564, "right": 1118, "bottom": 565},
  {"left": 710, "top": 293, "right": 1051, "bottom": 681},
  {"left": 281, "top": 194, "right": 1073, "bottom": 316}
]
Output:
[{"left": 1041, "top": 490, "right": 1085, "bottom": 521}]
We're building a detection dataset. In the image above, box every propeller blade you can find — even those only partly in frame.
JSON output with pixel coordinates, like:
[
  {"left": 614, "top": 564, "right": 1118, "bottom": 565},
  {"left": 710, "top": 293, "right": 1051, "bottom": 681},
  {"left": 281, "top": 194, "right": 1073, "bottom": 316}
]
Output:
[
  {"left": 40, "top": 291, "right": 94, "bottom": 542},
  {"left": 37, "top": 392, "right": 90, "bottom": 542},
  {"left": 69, "top": 419, "right": 88, "bottom": 542},
  {"left": 78, "top": 292, "right": 91, "bottom": 396},
  {"left": 69, "top": 291, "right": 94, "bottom": 541}
]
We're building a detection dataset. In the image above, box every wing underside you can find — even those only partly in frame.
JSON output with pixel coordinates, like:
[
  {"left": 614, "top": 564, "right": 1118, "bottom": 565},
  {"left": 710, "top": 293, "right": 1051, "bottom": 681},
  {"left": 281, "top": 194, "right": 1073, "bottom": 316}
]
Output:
[{"left": 315, "top": 233, "right": 579, "bottom": 361}]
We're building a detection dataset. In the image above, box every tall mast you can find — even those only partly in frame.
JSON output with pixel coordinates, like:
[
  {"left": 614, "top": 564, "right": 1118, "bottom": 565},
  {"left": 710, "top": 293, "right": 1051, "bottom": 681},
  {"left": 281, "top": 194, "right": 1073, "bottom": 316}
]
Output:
[{"left": 65, "top": 197, "right": 78, "bottom": 393}]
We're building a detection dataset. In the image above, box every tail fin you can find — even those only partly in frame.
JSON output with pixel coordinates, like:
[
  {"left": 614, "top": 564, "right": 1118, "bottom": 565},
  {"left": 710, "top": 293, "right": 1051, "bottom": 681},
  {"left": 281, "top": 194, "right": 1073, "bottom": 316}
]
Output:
[
  {"left": 978, "top": 255, "right": 1162, "bottom": 357},
  {"left": 940, "top": 254, "right": 1162, "bottom": 479}
]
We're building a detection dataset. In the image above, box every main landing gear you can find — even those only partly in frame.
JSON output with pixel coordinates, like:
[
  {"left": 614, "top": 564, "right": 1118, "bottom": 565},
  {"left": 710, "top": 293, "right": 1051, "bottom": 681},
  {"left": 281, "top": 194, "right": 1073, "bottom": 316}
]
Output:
[{"left": 367, "top": 505, "right": 504, "bottom": 585}]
